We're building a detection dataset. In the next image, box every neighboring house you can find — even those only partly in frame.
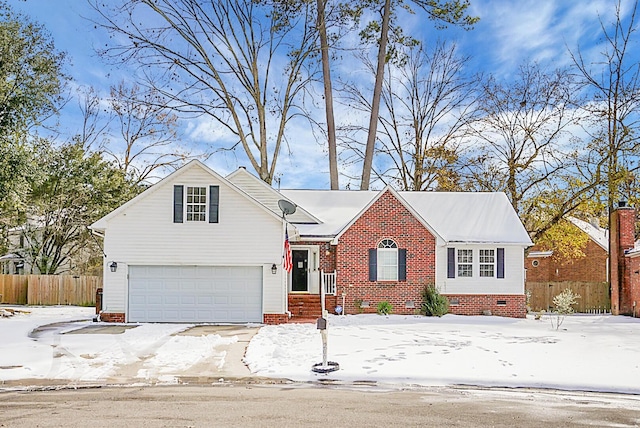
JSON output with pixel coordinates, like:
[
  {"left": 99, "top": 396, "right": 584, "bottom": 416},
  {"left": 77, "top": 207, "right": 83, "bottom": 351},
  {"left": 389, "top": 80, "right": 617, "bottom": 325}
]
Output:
[
  {"left": 525, "top": 217, "right": 610, "bottom": 312},
  {"left": 0, "top": 219, "right": 86, "bottom": 275},
  {"left": 611, "top": 205, "right": 640, "bottom": 317},
  {"left": 91, "top": 160, "right": 532, "bottom": 324}
]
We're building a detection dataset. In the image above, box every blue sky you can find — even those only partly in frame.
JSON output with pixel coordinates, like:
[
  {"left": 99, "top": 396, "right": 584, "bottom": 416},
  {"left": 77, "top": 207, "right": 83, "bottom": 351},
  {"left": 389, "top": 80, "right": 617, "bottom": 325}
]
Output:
[{"left": 12, "top": 0, "right": 637, "bottom": 189}]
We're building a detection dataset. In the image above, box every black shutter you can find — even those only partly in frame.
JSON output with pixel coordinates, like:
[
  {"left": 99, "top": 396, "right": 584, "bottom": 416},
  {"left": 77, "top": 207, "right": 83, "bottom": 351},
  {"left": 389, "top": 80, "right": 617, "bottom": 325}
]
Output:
[
  {"left": 497, "top": 248, "right": 505, "bottom": 278},
  {"left": 173, "top": 185, "right": 183, "bottom": 223},
  {"left": 368, "top": 248, "right": 377, "bottom": 281},
  {"left": 209, "top": 185, "right": 219, "bottom": 223},
  {"left": 447, "top": 248, "right": 455, "bottom": 278},
  {"left": 398, "top": 249, "right": 407, "bottom": 281}
]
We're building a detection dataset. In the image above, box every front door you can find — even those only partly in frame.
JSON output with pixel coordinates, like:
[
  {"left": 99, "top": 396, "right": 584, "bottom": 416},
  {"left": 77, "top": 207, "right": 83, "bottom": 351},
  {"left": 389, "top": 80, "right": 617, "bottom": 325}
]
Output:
[{"left": 291, "top": 249, "right": 308, "bottom": 292}]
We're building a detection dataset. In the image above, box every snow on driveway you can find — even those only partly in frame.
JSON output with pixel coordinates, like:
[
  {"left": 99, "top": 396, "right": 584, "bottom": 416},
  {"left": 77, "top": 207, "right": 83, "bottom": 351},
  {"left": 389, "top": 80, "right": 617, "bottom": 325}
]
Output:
[
  {"left": 2, "top": 306, "right": 640, "bottom": 394},
  {"left": 0, "top": 306, "right": 239, "bottom": 383}
]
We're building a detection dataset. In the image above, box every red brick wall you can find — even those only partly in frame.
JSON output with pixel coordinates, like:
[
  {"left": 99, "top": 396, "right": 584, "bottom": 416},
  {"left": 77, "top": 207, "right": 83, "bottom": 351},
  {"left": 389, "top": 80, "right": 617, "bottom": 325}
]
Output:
[
  {"left": 626, "top": 256, "right": 640, "bottom": 317},
  {"left": 99, "top": 312, "right": 125, "bottom": 323},
  {"left": 263, "top": 313, "right": 289, "bottom": 324},
  {"left": 526, "top": 239, "right": 607, "bottom": 284},
  {"left": 336, "top": 190, "right": 436, "bottom": 315},
  {"left": 445, "top": 294, "right": 526, "bottom": 318},
  {"left": 295, "top": 240, "right": 336, "bottom": 273},
  {"left": 613, "top": 207, "right": 637, "bottom": 315}
]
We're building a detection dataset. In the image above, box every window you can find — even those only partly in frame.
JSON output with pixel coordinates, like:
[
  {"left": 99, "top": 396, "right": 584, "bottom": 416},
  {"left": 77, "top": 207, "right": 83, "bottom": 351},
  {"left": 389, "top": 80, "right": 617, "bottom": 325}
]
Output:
[
  {"left": 186, "top": 186, "right": 207, "bottom": 221},
  {"left": 479, "top": 249, "right": 495, "bottom": 277},
  {"left": 377, "top": 239, "right": 398, "bottom": 281},
  {"left": 448, "top": 247, "right": 505, "bottom": 279},
  {"left": 457, "top": 249, "right": 473, "bottom": 277}
]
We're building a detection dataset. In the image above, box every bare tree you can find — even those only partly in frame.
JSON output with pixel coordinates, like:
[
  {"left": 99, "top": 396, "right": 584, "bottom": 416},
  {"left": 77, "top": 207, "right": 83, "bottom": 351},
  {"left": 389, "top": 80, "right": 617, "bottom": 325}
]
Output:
[
  {"left": 91, "top": 0, "right": 318, "bottom": 184},
  {"left": 357, "top": 0, "right": 479, "bottom": 190},
  {"left": 570, "top": 0, "right": 640, "bottom": 314},
  {"left": 317, "top": 0, "right": 339, "bottom": 189},
  {"left": 75, "top": 86, "right": 111, "bottom": 151},
  {"left": 341, "top": 42, "right": 477, "bottom": 191},
  {"left": 462, "top": 64, "right": 581, "bottom": 222},
  {"left": 106, "top": 82, "right": 187, "bottom": 185}
]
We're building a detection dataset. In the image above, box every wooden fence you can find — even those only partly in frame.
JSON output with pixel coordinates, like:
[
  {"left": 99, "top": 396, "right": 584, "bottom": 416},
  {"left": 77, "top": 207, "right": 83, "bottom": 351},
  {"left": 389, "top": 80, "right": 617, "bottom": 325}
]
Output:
[
  {"left": 526, "top": 281, "right": 611, "bottom": 313},
  {"left": 0, "top": 274, "right": 101, "bottom": 306}
]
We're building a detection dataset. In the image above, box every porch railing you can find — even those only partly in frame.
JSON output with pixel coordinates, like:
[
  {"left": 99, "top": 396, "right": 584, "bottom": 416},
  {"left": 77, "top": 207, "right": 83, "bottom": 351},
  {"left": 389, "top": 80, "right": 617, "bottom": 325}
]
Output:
[{"left": 321, "top": 270, "right": 336, "bottom": 296}]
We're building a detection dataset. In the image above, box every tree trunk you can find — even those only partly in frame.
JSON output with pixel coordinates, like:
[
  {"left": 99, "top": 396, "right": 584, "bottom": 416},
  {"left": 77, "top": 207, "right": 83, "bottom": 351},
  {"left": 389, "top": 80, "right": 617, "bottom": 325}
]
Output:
[
  {"left": 317, "top": 0, "right": 339, "bottom": 189},
  {"left": 360, "top": 0, "right": 391, "bottom": 190}
]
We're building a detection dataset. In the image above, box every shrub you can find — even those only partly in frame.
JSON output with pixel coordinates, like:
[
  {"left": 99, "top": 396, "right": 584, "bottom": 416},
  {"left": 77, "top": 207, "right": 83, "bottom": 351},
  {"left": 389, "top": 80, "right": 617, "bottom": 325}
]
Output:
[
  {"left": 549, "top": 289, "right": 580, "bottom": 330},
  {"left": 376, "top": 301, "right": 393, "bottom": 315},
  {"left": 421, "top": 285, "right": 449, "bottom": 317}
]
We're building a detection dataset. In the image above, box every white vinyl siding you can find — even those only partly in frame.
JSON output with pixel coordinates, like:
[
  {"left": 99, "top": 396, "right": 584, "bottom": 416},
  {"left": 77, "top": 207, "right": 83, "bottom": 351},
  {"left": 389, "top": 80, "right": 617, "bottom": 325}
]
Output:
[
  {"left": 436, "top": 245, "right": 526, "bottom": 295},
  {"left": 101, "top": 164, "right": 284, "bottom": 317}
]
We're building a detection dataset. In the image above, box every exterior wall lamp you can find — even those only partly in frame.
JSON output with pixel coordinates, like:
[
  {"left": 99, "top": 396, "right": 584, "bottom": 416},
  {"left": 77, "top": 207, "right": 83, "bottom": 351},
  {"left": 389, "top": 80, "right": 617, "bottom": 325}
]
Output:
[
  {"left": 271, "top": 263, "right": 277, "bottom": 274},
  {"left": 109, "top": 261, "right": 118, "bottom": 273}
]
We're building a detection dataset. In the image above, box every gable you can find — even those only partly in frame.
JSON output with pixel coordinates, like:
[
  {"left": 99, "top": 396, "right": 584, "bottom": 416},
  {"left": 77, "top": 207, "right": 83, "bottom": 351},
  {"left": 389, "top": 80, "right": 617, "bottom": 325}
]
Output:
[
  {"left": 91, "top": 160, "right": 282, "bottom": 231},
  {"left": 226, "top": 168, "right": 319, "bottom": 224},
  {"left": 340, "top": 190, "right": 436, "bottom": 246}
]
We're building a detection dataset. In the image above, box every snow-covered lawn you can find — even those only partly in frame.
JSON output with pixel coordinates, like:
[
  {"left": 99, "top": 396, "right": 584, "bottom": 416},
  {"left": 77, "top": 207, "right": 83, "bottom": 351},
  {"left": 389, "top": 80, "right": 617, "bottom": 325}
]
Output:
[
  {"left": 245, "top": 313, "right": 640, "bottom": 393},
  {"left": 2, "top": 306, "right": 640, "bottom": 394}
]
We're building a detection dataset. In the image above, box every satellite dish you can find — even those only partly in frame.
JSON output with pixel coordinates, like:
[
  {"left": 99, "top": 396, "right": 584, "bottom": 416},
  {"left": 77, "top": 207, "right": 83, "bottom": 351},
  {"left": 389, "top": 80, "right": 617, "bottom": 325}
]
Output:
[{"left": 278, "top": 199, "right": 297, "bottom": 216}]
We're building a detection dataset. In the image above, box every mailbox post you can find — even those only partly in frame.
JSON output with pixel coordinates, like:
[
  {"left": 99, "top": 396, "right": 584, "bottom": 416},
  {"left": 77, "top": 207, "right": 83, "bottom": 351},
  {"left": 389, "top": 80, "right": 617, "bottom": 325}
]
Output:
[{"left": 312, "top": 311, "right": 339, "bottom": 373}]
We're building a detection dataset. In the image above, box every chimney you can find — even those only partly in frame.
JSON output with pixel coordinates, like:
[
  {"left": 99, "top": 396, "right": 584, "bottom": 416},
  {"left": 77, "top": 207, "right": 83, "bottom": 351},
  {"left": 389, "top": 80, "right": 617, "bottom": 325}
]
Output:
[{"left": 610, "top": 202, "right": 637, "bottom": 315}]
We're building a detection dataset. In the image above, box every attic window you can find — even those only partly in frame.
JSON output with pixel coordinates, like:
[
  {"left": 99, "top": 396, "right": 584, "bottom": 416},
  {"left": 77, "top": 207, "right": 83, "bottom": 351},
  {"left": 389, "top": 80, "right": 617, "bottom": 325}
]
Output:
[
  {"left": 186, "top": 187, "right": 207, "bottom": 221},
  {"left": 532, "top": 260, "right": 539, "bottom": 267}
]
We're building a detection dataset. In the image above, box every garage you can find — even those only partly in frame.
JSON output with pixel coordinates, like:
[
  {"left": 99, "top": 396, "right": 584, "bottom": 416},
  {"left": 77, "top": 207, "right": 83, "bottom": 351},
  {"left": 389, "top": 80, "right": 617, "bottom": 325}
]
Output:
[{"left": 128, "top": 265, "right": 263, "bottom": 323}]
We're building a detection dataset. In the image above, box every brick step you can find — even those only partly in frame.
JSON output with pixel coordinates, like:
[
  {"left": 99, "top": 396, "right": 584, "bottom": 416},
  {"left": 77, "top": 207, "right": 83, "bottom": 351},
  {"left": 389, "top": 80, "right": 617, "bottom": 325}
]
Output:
[{"left": 289, "top": 294, "right": 322, "bottom": 318}]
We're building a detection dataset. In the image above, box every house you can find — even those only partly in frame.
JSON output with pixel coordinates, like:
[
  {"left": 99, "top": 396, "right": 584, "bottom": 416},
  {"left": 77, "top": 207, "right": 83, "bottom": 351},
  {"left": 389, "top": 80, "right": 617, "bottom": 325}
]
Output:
[
  {"left": 525, "top": 217, "right": 610, "bottom": 312},
  {"left": 90, "top": 160, "right": 532, "bottom": 324},
  {"left": 0, "top": 218, "right": 89, "bottom": 275},
  {"left": 610, "top": 204, "right": 640, "bottom": 317}
]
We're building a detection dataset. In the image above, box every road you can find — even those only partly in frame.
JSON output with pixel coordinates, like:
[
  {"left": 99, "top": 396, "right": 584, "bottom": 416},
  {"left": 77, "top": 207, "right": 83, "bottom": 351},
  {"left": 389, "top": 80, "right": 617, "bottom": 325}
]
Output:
[{"left": 1, "top": 383, "right": 640, "bottom": 427}]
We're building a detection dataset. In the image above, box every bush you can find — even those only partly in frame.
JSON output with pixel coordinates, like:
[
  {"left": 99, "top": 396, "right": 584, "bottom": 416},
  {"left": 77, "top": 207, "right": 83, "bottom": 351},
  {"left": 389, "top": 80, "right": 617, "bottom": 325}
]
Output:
[
  {"left": 376, "top": 301, "right": 393, "bottom": 315},
  {"left": 549, "top": 289, "right": 580, "bottom": 330},
  {"left": 421, "top": 285, "right": 449, "bottom": 317}
]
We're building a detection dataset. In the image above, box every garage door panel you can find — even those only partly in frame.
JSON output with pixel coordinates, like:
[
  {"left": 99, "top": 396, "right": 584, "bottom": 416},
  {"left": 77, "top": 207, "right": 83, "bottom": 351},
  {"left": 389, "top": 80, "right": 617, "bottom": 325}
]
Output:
[{"left": 128, "top": 265, "right": 263, "bottom": 323}]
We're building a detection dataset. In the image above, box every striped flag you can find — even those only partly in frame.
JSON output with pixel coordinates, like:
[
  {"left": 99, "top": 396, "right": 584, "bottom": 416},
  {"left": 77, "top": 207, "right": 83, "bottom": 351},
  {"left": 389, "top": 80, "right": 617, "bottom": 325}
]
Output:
[{"left": 283, "top": 228, "right": 293, "bottom": 273}]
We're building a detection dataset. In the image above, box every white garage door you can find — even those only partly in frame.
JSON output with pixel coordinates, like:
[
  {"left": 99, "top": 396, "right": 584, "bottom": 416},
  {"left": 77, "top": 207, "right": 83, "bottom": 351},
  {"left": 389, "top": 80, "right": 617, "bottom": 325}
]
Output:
[{"left": 128, "top": 265, "right": 263, "bottom": 323}]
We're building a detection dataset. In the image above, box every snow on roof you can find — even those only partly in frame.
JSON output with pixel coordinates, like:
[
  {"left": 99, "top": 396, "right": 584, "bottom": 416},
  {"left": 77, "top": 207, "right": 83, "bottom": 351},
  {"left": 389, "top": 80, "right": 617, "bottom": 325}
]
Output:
[
  {"left": 400, "top": 192, "right": 531, "bottom": 245},
  {"left": 281, "top": 189, "right": 532, "bottom": 245},
  {"left": 568, "top": 217, "right": 609, "bottom": 251},
  {"left": 280, "top": 190, "right": 378, "bottom": 238}
]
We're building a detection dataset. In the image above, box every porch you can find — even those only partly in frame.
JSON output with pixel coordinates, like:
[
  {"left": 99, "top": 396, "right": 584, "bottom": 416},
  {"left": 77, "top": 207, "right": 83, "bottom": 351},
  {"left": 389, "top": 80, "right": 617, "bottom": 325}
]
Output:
[{"left": 287, "top": 270, "right": 337, "bottom": 321}]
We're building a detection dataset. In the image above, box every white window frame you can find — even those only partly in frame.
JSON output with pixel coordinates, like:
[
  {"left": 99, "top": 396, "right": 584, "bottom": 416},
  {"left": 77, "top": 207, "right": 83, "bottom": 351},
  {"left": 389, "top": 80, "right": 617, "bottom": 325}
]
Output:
[
  {"left": 457, "top": 249, "right": 473, "bottom": 277},
  {"left": 479, "top": 249, "right": 495, "bottom": 277},
  {"left": 186, "top": 186, "right": 207, "bottom": 222},
  {"left": 377, "top": 239, "right": 398, "bottom": 281}
]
